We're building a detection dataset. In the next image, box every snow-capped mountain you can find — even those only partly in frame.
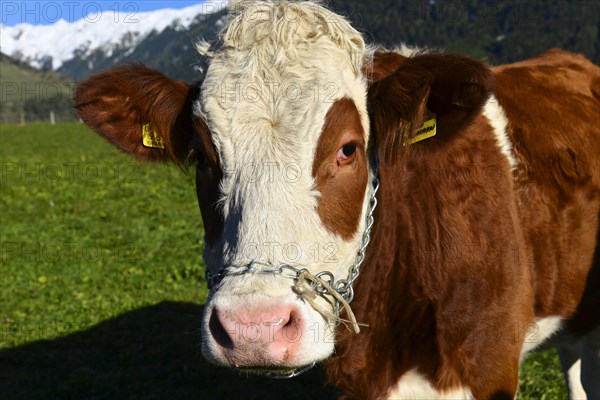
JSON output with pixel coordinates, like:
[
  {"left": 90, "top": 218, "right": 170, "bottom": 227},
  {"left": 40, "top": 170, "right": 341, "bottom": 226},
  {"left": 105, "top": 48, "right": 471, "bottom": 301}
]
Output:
[{"left": 0, "top": 2, "right": 226, "bottom": 72}]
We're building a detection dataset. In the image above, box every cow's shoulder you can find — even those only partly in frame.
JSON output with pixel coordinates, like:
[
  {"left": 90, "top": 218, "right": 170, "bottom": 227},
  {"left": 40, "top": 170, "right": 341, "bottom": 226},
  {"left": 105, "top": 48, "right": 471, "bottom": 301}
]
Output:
[{"left": 492, "top": 49, "right": 600, "bottom": 188}]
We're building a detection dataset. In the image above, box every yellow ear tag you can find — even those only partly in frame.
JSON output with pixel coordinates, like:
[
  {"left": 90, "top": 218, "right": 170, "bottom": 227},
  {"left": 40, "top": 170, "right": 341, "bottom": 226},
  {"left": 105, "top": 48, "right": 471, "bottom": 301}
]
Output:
[
  {"left": 405, "top": 110, "right": 437, "bottom": 145},
  {"left": 142, "top": 124, "right": 165, "bottom": 149}
]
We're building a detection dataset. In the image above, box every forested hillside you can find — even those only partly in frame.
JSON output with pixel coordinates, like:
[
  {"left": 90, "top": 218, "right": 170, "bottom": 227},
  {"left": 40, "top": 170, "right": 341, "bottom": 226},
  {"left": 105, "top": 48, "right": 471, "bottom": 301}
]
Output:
[
  {"left": 55, "top": 0, "right": 600, "bottom": 81},
  {"left": 328, "top": 0, "right": 599, "bottom": 65}
]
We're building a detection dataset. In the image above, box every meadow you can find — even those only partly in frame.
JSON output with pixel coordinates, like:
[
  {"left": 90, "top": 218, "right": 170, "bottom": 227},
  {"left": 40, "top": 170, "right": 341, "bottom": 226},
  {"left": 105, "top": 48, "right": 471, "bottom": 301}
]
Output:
[{"left": 0, "top": 123, "right": 566, "bottom": 399}]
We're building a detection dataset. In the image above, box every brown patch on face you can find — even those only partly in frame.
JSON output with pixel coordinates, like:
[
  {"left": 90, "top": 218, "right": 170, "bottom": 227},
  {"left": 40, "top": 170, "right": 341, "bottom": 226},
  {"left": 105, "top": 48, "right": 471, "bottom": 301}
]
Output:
[{"left": 312, "top": 98, "right": 368, "bottom": 240}]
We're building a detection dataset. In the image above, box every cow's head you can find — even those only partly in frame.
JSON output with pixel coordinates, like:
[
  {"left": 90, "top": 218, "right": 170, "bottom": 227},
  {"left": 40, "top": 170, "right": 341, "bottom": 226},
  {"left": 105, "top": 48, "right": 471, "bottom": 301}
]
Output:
[{"left": 75, "top": 0, "right": 493, "bottom": 376}]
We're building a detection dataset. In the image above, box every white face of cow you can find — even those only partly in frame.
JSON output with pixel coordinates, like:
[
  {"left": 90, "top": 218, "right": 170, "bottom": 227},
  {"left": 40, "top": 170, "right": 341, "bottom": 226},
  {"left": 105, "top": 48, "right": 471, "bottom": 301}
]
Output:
[{"left": 195, "top": 1, "right": 373, "bottom": 372}]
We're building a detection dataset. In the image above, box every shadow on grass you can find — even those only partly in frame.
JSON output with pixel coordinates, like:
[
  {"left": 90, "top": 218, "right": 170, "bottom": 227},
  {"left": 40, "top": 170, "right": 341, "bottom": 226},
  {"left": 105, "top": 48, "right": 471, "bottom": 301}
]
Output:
[{"left": 0, "top": 302, "right": 338, "bottom": 400}]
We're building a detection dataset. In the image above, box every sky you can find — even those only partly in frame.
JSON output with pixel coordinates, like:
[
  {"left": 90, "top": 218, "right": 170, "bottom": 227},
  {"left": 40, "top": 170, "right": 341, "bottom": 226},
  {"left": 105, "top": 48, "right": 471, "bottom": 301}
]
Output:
[{"left": 1, "top": 1, "right": 222, "bottom": 26}]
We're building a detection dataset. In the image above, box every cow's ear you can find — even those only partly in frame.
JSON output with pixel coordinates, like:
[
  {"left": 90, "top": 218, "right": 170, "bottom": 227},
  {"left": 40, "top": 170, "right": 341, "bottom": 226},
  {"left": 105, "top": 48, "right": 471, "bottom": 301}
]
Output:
[
  {"left": 74, "top": 63, "right": 203, "bottom": 163},
  {"left": 367, "top": 51, "right": 495, "bottom": 162}
]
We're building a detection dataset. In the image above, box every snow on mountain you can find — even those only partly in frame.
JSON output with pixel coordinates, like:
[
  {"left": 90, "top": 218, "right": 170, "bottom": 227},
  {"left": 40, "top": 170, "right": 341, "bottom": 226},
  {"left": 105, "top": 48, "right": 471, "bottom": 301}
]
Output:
[{"left": 0, "top": 2, "right": 226, "bottom": 70}]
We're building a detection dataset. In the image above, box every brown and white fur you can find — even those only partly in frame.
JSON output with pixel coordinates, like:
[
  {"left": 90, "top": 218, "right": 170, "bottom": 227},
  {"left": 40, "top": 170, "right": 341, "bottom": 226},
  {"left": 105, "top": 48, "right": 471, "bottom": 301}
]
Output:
[{"left": 74, "top": 1, "right": 600, "bottom": 399}]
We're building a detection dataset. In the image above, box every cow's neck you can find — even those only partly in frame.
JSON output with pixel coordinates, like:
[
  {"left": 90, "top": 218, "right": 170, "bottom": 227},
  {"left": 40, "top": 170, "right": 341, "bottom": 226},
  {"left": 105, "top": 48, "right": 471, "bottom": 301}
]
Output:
[{"left": 326, "top": 159, "right": 441, "bottom": 399}]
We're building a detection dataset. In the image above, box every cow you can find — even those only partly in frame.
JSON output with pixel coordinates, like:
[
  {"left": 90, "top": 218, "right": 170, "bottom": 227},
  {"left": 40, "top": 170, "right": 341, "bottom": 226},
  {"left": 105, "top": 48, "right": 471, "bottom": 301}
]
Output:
[{"left": 74, "top": 0, "right": 600, "bottom": 399}]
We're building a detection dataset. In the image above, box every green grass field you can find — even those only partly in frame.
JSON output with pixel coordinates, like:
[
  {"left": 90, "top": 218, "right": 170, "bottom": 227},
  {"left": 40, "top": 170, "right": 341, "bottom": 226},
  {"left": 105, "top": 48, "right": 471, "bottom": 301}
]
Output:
[{"left": 0, "top": 123, "right": 566, "bottom": 399}]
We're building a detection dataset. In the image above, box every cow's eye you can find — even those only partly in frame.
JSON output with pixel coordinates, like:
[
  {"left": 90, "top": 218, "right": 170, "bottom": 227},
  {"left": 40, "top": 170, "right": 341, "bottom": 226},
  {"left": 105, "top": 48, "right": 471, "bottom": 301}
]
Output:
[
  {"left": 336, "top": 143, "right": 357, "bottom": 166},
  {"left": 342, "top": 144, "right": 356, "bottom": 157}
]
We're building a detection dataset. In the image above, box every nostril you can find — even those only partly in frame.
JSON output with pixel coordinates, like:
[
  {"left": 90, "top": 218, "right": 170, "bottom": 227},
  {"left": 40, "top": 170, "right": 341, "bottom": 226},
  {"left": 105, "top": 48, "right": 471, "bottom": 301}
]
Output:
[
  {"left": 282, "top": 310, "right": 296, "bottom": 328},
  {"left": 280, "top": 310, "right": 302, "bottom": 342},
  {"left": 209, "top": 308, "right": 234, "bottom": 349},
  {"left": 274, "top": 312, "right": 290, "bottom": 329}
]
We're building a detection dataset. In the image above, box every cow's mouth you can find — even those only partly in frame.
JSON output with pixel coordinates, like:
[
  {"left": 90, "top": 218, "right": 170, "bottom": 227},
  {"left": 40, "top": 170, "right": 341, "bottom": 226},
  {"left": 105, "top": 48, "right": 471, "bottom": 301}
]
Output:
[{"left": 237, "top": 362, "right": 317, "bottom": 378}]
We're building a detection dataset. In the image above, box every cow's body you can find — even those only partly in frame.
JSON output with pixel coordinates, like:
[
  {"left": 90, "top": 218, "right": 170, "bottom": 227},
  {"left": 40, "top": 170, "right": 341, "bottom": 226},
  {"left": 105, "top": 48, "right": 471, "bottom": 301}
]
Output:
[
  {"left": 328, "top": 48, "right": 600, "bottom": 399},
  {"left": 74, "top": 1, "right": 600, "bottom": 399}
]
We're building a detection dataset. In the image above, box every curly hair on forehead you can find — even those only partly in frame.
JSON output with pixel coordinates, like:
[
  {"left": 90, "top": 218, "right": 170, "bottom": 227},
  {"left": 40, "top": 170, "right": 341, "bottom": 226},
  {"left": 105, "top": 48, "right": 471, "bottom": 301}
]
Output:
[{"left": 197, "top": 0, "right": 366, "bottom": 74}]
